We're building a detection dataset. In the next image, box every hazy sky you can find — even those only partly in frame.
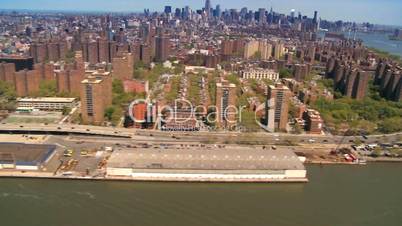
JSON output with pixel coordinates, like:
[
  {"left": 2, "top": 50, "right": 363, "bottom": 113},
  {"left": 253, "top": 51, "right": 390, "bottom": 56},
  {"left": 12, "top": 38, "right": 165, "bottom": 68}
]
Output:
[{"left": 1, "top": 0, "right": 401, "bottom": 26}]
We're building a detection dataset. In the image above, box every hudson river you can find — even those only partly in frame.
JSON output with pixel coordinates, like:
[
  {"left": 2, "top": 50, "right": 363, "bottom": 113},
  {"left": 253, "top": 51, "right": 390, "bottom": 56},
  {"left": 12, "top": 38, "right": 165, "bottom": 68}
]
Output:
[{"left": 1, "top": 164, "right": 402, "bottom": 226}]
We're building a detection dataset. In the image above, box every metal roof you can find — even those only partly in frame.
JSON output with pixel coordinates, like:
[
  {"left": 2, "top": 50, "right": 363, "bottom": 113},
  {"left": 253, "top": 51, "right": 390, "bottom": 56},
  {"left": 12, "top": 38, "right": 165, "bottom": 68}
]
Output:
[{"left": 108, "top": 147, "right": 304, "bottom": 171}]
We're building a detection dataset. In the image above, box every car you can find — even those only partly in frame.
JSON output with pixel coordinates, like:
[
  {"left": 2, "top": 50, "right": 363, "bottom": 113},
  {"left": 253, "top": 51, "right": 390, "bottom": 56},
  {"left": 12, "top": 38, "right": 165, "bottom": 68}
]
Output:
[
  {"left": 63, "top": 150, "right": 73, "bottom": 157},
  {"left": 308, "top": 139, "right": 316, "bottom": 143},
  {"left": 80, "top": 150, "right": 89, "bottom": 156},
  {"left": 105, "top": 147, "right": 114, "bottom": 152}
]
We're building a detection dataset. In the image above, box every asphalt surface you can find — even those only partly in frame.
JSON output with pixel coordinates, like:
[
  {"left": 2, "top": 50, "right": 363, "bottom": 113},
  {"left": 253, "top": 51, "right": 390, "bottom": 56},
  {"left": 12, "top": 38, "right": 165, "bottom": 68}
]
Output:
[{"left": 1, "top": 123, "right": 400, "bottom": 145}]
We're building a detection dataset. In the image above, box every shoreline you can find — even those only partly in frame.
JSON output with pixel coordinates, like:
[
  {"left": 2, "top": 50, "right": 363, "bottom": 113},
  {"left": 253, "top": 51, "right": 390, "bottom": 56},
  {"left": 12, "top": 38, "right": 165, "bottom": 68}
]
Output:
[
  {"left": 1, "top": 158, "right": 401, "bottom": 183},
  {"left": 0, "top": 172, "right": 308, "bottom": 183}
]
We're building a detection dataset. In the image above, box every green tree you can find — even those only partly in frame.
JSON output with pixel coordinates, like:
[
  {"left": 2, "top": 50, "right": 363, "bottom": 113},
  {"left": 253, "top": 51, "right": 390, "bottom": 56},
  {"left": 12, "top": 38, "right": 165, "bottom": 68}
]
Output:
[
  {"left": 239, "top": 110, "right": 260, "bottom": 132},
  {"left": 38, "top": 80, "right": 58, "bottom": 97},
  {"left": 288, "top": 102, "right": 299, "bottom": 119},
  {"left": 104, "top": 106, "right": 116, "bottom": 121},
  {"left": 227, "top": 74, "right": 240, "bottom": 86},
  {"left": 0, "top": 81, "right": 17, "bottom": 110},
  {"left": 279, "top": 68, "right": 292, "bottom": 78},
  {"left": 378, "top": 117, "right": 402, "bottom": 133}
]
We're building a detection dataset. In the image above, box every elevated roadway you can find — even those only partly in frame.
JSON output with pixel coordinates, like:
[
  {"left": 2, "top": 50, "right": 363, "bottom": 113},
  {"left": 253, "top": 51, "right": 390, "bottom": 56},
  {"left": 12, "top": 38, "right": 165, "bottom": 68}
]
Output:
[{"left": 0, "top": 123, "right": 400, "bottom": 145}]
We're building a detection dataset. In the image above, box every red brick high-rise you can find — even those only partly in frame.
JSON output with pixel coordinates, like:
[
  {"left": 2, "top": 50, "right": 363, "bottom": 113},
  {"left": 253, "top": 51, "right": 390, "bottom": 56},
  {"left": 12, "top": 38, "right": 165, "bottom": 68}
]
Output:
[
  {"left": 55, "top": 52, "right": 85, "bottom": 96},
  {"left": 80, "top": 74, "right": 113, "bottom": 125},
  {"left": 155, "top": 36, "right": 170, "bottom": 62},
  {"left": 97, "top": 38, "right": 110, "bottom": 63},
  {"left": 13, "top": 69, "right": 41, "bottom": 96},
  {"left": 0, "top": 63, "right": 16, "bottom": 85},
  {"left": 112, "top": 52, "right": 134, "bottom": 81},
  {"left": 266, "top": 83, "right": 292, "bottom": 131},
  {"left": 215, "top": 80, "right": 237, "bottom": 128}
]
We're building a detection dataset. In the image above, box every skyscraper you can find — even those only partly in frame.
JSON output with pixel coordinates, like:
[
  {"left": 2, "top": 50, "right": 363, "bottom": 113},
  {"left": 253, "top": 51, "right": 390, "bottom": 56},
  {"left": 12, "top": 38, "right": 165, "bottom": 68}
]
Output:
[
  {"left": 205, "top": 0, "right": 212, "bottom": 17},
  {"left": 215, "top": 5, "right": 221, "bottom": 18},
  {"left": 266, "top": 83, "right": 292, "bottom": 131},
  {"left": 80, "top": 74, "right": 112, "bottom": 125},
  {"left": 313, "top": 11, "right": 318, "bottom": 24},
  {"left": 155, "top": 36, "right": 170, "bottom": 62},
  {"left": 164, "top": 6, "right": 172, "bottom": 14},
  {"left": 216, "top": 80, "right": 237, "bottom": 128},
  {"left": 258, "top": 8, "right": 266, "bottom": 25}
]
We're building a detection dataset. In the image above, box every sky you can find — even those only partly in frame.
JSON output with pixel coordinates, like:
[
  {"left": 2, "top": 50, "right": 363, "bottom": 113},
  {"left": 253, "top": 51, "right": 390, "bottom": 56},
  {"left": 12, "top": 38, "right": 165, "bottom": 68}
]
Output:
[{"left": 1, "top": 0, "right": 401, "bottom": 26}]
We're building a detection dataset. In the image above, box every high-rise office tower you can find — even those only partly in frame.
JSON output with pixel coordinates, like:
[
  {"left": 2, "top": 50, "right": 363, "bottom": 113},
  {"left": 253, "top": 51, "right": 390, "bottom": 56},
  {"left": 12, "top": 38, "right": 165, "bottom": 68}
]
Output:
[
  {"left": 258, "top": 8, "right": 266, "bottom": 25},
  {"left": 215, "top": 5, "right": 221, "bottom": 18},
  {"left": 205, "top": 0, "right": 212, "bottom": 17},
  {"left": 164, "top": 6, "right": 172, "bottom": 14},
  {"left": 175, "top": 8, "right": 181, "bottom": 18},
  {"left": 313, "top": 11, "right": 318, "bottom": 24}
]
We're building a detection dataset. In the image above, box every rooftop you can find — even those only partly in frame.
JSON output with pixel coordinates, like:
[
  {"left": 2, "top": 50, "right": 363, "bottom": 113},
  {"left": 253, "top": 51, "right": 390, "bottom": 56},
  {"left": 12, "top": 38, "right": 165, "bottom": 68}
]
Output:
[
  {"left": 0, "top": 143, "right": 56, "bottom": 165},
  {"left": 17, "top": 97, "right": 77, "bottom": 103},
  {"left": 108, "top": 147, "right": 304, "bottom": 171}
]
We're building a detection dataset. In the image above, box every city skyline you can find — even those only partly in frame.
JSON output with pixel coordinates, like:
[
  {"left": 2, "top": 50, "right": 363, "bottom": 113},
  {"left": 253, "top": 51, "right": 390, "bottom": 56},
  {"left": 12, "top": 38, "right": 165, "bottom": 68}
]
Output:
[{"left": 1, "top": 0, "right": 402, "bottom": 26}]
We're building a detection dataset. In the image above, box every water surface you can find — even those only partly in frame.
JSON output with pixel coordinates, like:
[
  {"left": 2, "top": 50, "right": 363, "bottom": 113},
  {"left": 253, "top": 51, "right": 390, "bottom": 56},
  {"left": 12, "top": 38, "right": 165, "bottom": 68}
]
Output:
[{"left": 0, "top": 164, "right": 402, "bottom": 226}]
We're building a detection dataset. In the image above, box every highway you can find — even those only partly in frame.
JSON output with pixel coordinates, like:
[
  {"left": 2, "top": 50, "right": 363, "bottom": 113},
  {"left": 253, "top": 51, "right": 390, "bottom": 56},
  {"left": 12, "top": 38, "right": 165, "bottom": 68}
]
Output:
[{"left": 0, "top": 123, "right": 401, "bottom": 145}]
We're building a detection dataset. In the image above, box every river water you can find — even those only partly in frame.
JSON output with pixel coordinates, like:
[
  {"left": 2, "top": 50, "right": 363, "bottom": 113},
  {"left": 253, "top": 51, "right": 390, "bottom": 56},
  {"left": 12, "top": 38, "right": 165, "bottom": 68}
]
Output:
[
  {"left": 0, "top": 164, "right": 402, "bottom": 226},
  {"left": 350, "top": 32, "right": 402, "bottom": 57},
  {"left": 320, "top": 31, "right": 402, "bottom": 57}
]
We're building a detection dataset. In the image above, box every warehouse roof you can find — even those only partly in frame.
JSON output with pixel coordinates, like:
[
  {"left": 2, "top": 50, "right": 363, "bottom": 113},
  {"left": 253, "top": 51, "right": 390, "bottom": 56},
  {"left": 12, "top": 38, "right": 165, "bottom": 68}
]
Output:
[
  {"left": 0, "top": 143, "right": 56, "bottom": 165},
  {"left": 107, "top": 147, "right": 304, "bottom": 171}
]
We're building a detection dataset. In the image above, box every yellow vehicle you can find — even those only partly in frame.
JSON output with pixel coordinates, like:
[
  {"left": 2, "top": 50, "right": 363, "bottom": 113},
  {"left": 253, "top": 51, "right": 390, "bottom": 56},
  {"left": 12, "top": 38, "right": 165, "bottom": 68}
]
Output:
[
  {"left": 63, "top": 149, "right": 74, "bottom": 157},
  {"left": 80, "top": 150, "right": 89, "bottom": 156}
]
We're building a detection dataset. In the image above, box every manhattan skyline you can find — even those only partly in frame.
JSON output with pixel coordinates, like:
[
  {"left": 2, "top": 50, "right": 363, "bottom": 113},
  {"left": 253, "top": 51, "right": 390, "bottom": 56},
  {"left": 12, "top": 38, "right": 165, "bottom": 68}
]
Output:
[{"left": 1, "top": 0, "right": 402, "bottom": 26}]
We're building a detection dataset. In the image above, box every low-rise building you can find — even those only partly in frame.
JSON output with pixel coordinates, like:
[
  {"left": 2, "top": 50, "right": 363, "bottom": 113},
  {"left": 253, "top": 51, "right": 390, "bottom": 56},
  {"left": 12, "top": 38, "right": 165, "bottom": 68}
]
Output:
[
  {"left": 303, "top": 109, "right": 324, "bottom": 134},
  {"left": 241, "top": 68, "right": 279, "bottom": 80},
  {"left": 17, "top": 97, "right": 77, "bottom": 111},
  {"left": 106, "top": 148, "right": 307, "bottom": 182}
]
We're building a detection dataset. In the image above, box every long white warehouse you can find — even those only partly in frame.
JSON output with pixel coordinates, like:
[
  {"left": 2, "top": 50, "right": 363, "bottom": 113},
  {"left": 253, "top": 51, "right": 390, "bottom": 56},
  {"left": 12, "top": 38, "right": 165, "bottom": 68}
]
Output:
[{"left": 106, "top": 147, "right": 307, "bottom": 183}]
